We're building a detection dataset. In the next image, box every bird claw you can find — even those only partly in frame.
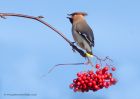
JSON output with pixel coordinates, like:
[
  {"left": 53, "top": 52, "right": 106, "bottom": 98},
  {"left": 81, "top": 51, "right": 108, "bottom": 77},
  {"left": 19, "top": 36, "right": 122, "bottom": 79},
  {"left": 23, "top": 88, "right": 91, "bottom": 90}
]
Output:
[
  {"left": 84, "top": 57, "right": 94, "bottom": 67},
  {"left": 84, "top": 61, "right": 90, "bottom": 65},
  {"left": 72, "top": 42, "right": 76, "bottom": 45},
  {"left": 72, "top": 48, "right": 76, "bottom": 52}
]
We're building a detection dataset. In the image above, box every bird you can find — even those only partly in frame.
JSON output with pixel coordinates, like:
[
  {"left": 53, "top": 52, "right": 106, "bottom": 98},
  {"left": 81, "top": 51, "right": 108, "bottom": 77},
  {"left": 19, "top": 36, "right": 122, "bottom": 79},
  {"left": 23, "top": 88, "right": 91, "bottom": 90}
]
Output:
[{"left": 67, "top": 12, "right": 94, "bottom": 57}]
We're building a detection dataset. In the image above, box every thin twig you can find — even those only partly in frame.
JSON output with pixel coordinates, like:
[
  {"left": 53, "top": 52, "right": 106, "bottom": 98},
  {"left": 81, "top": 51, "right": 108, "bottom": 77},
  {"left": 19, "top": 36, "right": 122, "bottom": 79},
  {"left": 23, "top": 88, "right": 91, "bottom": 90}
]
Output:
[
  {"left": 40, "top": 62, "right": 85, "bottom": 78},
  {"left": 48, "top": 62, "right": 85, "bottom": 73},
  {"left": 93, "top": 55, "right": 113, "bottom": 62}
]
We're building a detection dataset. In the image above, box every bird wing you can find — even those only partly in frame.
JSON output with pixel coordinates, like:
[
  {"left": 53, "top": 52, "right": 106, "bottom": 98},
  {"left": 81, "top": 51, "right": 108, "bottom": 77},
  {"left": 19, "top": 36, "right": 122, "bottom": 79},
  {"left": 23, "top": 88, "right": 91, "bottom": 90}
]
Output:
[{"left": 75, "top": 21, "right": 94, "bottom": 47}]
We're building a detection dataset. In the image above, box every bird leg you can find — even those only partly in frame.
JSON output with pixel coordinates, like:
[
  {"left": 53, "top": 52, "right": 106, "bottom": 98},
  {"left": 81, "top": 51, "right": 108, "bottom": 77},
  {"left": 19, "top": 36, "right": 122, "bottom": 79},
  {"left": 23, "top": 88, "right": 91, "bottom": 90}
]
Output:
[{"left": 84, "top": 57, "right": 94, "bottom": 67}]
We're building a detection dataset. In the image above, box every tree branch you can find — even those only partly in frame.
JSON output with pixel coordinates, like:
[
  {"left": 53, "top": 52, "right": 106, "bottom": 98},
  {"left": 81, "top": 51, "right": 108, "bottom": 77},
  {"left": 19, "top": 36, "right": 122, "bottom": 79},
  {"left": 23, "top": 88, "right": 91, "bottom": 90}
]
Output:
[{"left": 0, "top": 13, "right": 86, "bottom": 57}]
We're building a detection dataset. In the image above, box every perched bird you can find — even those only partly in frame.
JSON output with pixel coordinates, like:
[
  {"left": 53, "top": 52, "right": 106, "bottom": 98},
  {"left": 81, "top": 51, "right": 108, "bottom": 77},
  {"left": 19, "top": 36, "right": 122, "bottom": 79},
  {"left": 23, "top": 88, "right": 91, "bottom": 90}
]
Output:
[{"left": 67, "top": 12, "right": 94, "bottom": 57}]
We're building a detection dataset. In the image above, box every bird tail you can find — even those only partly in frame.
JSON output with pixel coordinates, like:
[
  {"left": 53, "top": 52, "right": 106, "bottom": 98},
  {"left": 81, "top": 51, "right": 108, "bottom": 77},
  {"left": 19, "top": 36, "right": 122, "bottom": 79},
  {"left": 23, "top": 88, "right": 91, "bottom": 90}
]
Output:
[{"left": 85, "top": 52, "right": 93, "bottom": 57}]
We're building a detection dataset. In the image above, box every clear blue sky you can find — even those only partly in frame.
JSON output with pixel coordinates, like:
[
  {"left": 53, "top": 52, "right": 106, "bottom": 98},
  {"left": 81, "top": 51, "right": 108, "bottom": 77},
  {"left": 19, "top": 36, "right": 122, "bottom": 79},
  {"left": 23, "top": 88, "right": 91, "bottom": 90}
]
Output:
[{"left": 0, "top": 0, "right": 140, "bottom": 99}]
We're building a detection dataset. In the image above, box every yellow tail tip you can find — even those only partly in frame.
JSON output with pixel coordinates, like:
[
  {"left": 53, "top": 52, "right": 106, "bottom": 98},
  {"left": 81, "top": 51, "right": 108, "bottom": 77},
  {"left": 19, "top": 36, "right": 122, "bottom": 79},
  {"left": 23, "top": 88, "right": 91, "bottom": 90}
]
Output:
[{"left": 85, "top": 53, "right": 93, "bottom": 57}]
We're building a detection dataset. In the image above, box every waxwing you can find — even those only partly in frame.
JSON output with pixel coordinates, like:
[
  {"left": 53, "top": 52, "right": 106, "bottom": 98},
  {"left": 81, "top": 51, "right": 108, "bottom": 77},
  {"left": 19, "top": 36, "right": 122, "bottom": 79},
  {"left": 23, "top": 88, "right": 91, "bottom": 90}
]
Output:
[{"left": 67, "top": 12, "right": 94, "bottom": 57}]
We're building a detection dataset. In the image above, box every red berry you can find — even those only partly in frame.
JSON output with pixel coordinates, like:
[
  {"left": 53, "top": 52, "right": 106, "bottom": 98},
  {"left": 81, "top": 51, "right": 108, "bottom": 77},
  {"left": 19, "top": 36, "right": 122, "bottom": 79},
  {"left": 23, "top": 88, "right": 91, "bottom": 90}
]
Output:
[
  {"left": 81, "top": 80, "right": 85, "bottom": 84},
  {"left": 96, "top": 70, "right": 99, "bottom": 74},
  {"left": 87, "top": 76, "right": 90, "bottom": 81},
  {"left": 92, "top": 81, "right": 96, "bottom": 85},
  {"left": 99, "top": 79, "right": 103, "bottom": 83},
  {"left": 90, "top": 74, "right": 94, "bottom": 78},
  {"left": 101, "top": 75, "right": 105, "bottom": 79},
  {"left": 97, "top": 75, "right": 101, "bottom": 79},
  {"left": 89, "top": 78, "right": 93, "bottom": 82},
  {"left": 88, "top": 82, "right": 92, "bottom": 87},
  {"left": 82, "top": 76, "right": 86, "bottom": 80},
  {"left": 94, "top": 85, "right": 99, "bottom": 90},
  {"left": 83, "top": 84, "right": 87, "bottom": 89},
  {"left": 104, "top": 74, "right": 108, "bottom": 78},
  {"left": 95, "top": 64, "right": 100, "bottom": 69},
  {"left": 73, "top": 79, "right": 77, "bottom": 83},
  {"left": 77, "top": 82, "right": 81, "bottom": 86},
  {"left": 110, "top": 78, "right": 114, "bottom": 82},
  {"left": 107, "top": 73, "right": 112, "bottom": 79},
  {"left": 103, "top": 66, "right": 109, "bottom": 71},
  {"left": 98, "top": 70, "right": 102, "bottom": 75},
  {"left": 105, "top": 85, "right": 109, "bottom": 88},
  {"left": 110, "top": 78, "right": 117, "bottom": 85},
  {"left": 74, "top": 87, "right": 79, "bottom": 92},
  {"left": 69, "top": 84, "right": 74, "bottom": 89},
  {"left": 77, "top": 72, "right": 81, "bottom": 77},
  {"left": 77, "top": 77, "right": 82, "bottom": 81},
  {"left": 79, "top": 85, "right": 83, "bottom": 89},
  {"left": 88, "top": 70, "right": 94, "bottom": 75},
  {"left": 103, "top": 82, "right": 107, "bottom": 87},
  {"left": 106, "top": 82, "right": 110, "bottom": 86},
  {"left": 85, "top": 80, "right": 89, "bottom": 84},
  {"left": 112, "top": 67, "right": 116, "bottom": 71}
]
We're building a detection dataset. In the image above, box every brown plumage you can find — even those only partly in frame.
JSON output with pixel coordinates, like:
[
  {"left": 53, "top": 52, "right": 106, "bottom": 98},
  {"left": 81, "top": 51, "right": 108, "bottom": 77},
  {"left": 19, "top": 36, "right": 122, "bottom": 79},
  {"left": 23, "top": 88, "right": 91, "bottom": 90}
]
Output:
[{"left": 67, "top": 12, "right": 94, "bottom": 57}]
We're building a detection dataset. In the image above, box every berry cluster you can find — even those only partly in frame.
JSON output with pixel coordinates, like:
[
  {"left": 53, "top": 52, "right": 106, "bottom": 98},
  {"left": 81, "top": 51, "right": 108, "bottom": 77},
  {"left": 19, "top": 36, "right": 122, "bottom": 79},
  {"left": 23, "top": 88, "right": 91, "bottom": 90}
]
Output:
[{"left": 69, "top": 64, "right": 117, "bottom": 92}]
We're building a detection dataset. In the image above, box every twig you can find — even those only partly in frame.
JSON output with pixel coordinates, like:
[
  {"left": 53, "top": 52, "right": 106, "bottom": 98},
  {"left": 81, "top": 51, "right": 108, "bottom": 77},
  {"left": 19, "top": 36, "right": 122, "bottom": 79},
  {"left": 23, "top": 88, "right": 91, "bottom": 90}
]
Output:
[
  {"left": 93, "top": 55, "right": 113, "bottom": 62},
  {"left": 40, "top": 62, "right": 86, "bottom": 78},
  {"left": 48, "top": 62, "right": 85, "bottom": 73}
]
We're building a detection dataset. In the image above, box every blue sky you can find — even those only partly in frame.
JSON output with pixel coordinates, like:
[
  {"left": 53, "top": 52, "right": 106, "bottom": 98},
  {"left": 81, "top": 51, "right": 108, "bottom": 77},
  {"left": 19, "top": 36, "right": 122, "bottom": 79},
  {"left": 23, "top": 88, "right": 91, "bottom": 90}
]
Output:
[{"left": 0, "top": 0, "right": 140, "bottom": 99}]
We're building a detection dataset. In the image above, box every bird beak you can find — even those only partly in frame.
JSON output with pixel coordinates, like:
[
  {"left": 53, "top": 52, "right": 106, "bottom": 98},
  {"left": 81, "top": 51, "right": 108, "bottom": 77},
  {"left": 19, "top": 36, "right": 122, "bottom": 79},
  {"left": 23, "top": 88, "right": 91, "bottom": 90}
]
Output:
[
  {"left": 66, "top": 16, "right": 71, "bottom": 19},
  {"left": 67, "top": 13, "right": 72, "bottom": 19},
  {"left": 66, "top": 17, "right": 73, "bottom": 24},
  {"left": 67, "top": 14, "right": 72, "bottom": 16}
]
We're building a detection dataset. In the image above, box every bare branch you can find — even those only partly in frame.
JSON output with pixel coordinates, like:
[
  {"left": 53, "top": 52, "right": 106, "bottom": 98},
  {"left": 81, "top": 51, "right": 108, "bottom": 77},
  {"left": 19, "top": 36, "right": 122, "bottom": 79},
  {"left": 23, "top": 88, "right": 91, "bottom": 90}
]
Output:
[{"left": 0, "top": 13, "right": 86, "bottom": 57}]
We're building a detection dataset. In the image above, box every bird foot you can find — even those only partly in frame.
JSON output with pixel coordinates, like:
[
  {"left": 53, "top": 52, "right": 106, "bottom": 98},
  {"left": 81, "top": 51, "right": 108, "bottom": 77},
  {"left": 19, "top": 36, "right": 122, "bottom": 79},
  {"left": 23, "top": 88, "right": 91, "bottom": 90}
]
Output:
[
  {"left": 72, "top": 42, "right": 76, "bottom": 44},
  {"left": 84, "top": 57, "right": 94, "bottom": 67},
  {"left": 84, "top": 61, "right": 90, "bottom": 65}
]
